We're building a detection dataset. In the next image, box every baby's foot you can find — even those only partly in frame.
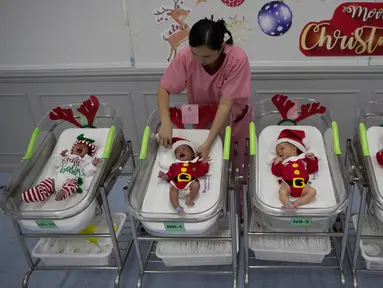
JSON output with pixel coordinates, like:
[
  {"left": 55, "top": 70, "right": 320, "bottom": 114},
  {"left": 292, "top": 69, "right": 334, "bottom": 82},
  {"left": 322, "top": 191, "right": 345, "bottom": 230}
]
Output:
[
  {"left": 55, "top": 190, "right": 67, "bottom": 201},
  {"left": 176, "top": 206, "right": 185, "bottom": 216},
  {"left": 282, "top": 201, "right": 296, "bottom": 209},
  {"left": 185, "top": 198, "right": 195, "bottom": 206}
]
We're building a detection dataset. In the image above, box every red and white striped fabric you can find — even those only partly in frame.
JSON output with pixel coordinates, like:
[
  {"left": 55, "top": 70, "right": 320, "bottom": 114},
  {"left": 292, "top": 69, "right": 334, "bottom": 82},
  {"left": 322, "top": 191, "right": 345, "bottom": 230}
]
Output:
[
  {"left": 71, "top": 139, "right": 96, "bottom": 156},
  {"left": 22, "top": 177, "right": 79, "bottom": 203}
]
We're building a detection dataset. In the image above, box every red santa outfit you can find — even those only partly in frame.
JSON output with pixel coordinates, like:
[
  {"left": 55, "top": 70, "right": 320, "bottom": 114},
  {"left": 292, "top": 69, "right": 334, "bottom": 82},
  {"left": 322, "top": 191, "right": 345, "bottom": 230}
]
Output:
[
  {"left": 271, "top": 129, "right": 319, "bottom": 198},
  {"left": 164, "top": 137, "right": 210, "bottom": 196}
]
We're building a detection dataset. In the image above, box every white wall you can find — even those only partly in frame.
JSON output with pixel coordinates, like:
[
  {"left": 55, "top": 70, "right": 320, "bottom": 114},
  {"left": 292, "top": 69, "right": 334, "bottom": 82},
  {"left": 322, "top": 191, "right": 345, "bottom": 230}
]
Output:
[
  {"left": 0, "top": 0, "right": 381, "bottom": 69},
  {"left": 0, "top": 0, "right": 132, "bottom": 69}
]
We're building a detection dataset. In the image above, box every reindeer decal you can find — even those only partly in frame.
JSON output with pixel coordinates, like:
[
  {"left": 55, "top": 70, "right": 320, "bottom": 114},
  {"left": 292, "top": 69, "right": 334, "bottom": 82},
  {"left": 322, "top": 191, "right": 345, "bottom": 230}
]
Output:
[
  {"left": 271, "top": 94, "right": 327, "bottom": 125},
  {"left": 153, "top": 0, "right": 191, "bottom": 62}
]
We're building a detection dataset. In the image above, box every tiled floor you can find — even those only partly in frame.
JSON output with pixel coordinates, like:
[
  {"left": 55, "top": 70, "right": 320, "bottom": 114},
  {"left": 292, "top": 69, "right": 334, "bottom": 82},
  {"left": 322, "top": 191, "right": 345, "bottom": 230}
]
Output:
[{"left": 0, "top": 173, "right": 381, "bottom": 288}]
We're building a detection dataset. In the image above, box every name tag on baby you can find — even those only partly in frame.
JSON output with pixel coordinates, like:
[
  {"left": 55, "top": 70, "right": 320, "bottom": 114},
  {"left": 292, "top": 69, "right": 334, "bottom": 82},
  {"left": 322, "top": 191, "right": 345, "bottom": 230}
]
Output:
[{"left": 181, "top": 104, "right": 199, "bottom": 124}]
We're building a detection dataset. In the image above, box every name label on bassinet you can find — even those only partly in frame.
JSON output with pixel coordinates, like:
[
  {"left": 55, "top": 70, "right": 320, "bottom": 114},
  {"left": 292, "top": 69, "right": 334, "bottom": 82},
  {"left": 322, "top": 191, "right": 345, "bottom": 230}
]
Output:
[
  {"left": 35, "top": 220, "right": 57, "bottom": 228},
  {"left": 164, "top": 222, "right": 185, "bottom": 232},
  {"left": 290, "top": 218, "right": 312, "bottom": 227}
]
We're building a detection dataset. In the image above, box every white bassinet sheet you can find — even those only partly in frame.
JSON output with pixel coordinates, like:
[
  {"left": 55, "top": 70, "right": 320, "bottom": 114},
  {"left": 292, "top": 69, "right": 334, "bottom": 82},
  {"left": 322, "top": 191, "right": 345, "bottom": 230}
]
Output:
[
  {"left": 141, "top": 129, "right": 223, "bottom": 235},
  {"left": 257, "top": 126, "right": 337, "bottom": 209},
  {"left": 20, "top": 128, "right": 109, "bottom": 232},
  {"left": 366, "top": 127, "right": 383, "bottom": 223}
]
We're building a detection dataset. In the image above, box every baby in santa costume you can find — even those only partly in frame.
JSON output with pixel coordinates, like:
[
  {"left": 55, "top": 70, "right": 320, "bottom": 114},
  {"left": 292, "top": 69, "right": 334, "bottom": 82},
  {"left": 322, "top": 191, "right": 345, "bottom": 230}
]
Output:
[
  {"left": 271, "top": 129, "right": 319, "bottom": 209},
  {"left": 22, "top": 134, "right": 101, "bottom": 203},
  {"left": 158, "top": 137, "right": 210, "bottom": 216}
]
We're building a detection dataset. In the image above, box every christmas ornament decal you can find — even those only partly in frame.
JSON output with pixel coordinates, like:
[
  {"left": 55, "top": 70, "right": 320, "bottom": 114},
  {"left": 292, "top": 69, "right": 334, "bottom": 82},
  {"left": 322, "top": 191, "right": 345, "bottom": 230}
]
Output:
[
  {"left": 221, "top": 0, "right": 245, "bottom": 8},
  {"left": 258, "top": 1, "right": 293, "bottom": 36},
  {"left": 226, "top": 15, "right": 251, "bottom": 45},
  {"left": 153, "top": 0, "right": 191, "bottom": 62}
]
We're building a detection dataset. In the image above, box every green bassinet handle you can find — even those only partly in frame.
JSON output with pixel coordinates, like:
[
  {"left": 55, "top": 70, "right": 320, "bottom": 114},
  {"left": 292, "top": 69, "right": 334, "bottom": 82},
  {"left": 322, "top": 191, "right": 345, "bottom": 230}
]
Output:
[
  {"left": 359, "top": 122, "right": 369, "bottom": 157},
  {"left": 102, "top": 125, "right": 116, "bottom": 159},
  {"left": 331, "top": 121, "right": 341, "bottom": 155},
  {"left": 249, "top": 122, "right": 256, "bottom": 156},
  {"left": 139, "top": 126, "right": 151, "bottom": 160},
  {"left": 223, "top": 126, "right": 231, "bottom": 160},
  {"left": 23, "top": 128, "right": 40, "bottom": 160}
]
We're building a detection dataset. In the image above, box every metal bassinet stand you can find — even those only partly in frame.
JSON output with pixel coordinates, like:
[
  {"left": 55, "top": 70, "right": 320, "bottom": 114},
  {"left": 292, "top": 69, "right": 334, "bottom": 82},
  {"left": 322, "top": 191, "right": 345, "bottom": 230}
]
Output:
[
  {"left": 243, "top": 96, "right": 353, "bottom": 288},
  {"left": 126, "top": 105, "right": 240, "bottom": 288},
  {"left": 0, "top": 96, "right": 135, "bottom": 288},
  {"left": 345, "top": 101, "right": 383, "bottom": 288}
]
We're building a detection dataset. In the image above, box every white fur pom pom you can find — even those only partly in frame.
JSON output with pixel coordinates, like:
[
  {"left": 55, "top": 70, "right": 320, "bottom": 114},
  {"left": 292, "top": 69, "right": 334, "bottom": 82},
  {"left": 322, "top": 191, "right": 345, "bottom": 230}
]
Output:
[{"left": 302, "top": 137, "right": 309, "bottom": 147}]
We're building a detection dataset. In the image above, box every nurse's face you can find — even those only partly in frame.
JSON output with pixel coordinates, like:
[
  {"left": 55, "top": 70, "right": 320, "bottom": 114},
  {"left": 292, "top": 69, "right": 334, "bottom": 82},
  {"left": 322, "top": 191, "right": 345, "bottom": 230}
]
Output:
[{"left": 190, "top": 45, "right": 223, "bottom": 66}]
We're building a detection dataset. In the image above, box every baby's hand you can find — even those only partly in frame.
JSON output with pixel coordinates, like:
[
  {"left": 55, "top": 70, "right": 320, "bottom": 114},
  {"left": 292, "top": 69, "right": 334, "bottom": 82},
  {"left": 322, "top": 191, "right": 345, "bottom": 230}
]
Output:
[
  {"left": 92, "top": 158, "right": 101, "bottom": 166},
  {"left": 274, "top": 157, "right": 283, "bottom": 163},
  {"left": 305, "top": 152, "right": 315, "bottom": 159},
  {"left": 60, "top": 149, "right": 68, "bottom": 157},
  {"left": 158, "top": 171, "right": 168, "bottom": 180},
  {"left": 202, "top": 156, "right": 211, "bottom": 164}
]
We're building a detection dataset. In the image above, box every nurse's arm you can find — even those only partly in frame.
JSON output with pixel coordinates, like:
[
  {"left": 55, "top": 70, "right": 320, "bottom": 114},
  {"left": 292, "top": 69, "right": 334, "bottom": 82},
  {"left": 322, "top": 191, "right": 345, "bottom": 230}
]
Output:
[
  {"left": 157, "top": 84, "right": 172, "bottom": 124},
  {"left": 204, "top": 98, "right": 233, "bottom": 146}
]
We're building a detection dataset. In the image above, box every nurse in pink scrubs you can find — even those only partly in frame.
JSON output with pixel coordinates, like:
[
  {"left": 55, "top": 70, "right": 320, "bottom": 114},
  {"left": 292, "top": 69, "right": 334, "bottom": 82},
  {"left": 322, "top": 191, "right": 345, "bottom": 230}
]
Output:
[{"left": 157, "top": 16, "right": 251, "bottom": 174}]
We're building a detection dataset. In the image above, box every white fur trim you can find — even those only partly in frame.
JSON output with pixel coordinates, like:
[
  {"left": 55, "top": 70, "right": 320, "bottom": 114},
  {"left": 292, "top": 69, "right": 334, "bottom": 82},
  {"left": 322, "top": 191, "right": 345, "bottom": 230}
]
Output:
[
  {"left": 172, "top": 140, "right": 197, "bottom": 156},
  {"left": 276, "top": 138, "right": 306, "bottom": 153},
  {"left": 282, "top": 154, "right": 306, "bottom": 165},
  {"left": 302, "top": 137, "right": 309, "bottom": 147}
]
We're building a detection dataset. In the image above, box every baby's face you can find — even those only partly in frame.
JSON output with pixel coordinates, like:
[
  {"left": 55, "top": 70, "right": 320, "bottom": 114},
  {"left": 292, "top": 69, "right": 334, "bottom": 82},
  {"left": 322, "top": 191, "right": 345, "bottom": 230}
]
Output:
[
  {"left": 175, "top": 145, "right": 195, "bottom": 161},
  {"left": 72, "top": 143, "right": 90, "bottom": 158},
  {"left": 276, "top": 142, "right": 297, "bottom": 160}
]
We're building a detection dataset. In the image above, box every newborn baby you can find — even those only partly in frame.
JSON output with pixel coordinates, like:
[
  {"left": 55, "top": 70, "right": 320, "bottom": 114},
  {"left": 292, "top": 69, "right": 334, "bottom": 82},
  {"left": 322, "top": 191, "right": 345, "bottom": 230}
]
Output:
[
  {"left": 22, "top": 134, "right": 100, "bottom": 203},
  {"left": 271, "top": 129, "right": 319, "bottom": 209},
  {"left": 158, "top": 137, "right": 210, "bottom": 216}
]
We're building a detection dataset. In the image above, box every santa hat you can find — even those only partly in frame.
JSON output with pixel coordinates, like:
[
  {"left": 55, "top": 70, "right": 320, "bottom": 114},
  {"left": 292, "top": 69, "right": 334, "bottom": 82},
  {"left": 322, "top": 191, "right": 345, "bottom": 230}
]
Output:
[
  {"left": 276, "top": 129, "right": 308, "bottom": 153},
  {"left": 172, "top": 137, "right": 197, "bottom": 157},
  {"left": 72, "top": 134, "right": 97, "bottom": 156}
]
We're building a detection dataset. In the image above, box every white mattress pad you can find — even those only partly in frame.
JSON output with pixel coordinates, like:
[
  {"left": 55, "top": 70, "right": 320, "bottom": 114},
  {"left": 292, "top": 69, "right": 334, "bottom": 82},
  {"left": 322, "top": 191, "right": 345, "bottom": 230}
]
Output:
[
  {"left": 141, "top": 129, "right": 223, "bottom": 236},
  {"left": 257, "top": 126, "right": 337, "bottom": 209}
]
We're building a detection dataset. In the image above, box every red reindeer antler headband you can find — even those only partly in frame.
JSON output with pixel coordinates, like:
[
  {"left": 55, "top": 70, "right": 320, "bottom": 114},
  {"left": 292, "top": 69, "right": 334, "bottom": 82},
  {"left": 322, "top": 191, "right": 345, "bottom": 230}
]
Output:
[
  {"left": 49, "top": 95, "right": 100, "bottom": 128},
  {"left": 271, "top": 94, "right": 326, "bottom": 125}
]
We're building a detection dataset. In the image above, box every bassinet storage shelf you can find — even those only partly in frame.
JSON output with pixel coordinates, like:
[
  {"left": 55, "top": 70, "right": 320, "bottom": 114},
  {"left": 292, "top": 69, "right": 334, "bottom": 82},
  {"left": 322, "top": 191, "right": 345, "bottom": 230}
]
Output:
[
  {"left": 155, "top": 216, "right": 239, "bottom": 267},
  {"left": 351, "top": 215, "right": 383, "bottom": 271},
  {"left": 249, "top": 214, "right": 331, "bottom": 264},
  {"left": 0, "top": 96, "right": 135, "bottom": 288},
  {"left": 32, "top": 213, "right": 127, "bottom": 266}
]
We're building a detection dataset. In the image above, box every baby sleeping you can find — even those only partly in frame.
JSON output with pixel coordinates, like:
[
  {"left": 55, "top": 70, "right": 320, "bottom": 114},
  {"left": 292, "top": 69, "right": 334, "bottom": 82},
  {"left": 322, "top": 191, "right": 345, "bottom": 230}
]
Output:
[
  {"left": 22, "top": 134, "right": 100, "bottom": 203},
  {"left": 158, "top": 137, "right": 210, "bottom": 216},
  {"left": 271, "top": 129, "right": 319, "bottom": 209}
]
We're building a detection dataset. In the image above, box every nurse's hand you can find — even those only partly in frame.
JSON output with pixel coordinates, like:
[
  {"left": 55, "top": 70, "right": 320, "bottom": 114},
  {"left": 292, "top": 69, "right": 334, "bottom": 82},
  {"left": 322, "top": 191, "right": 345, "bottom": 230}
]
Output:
[
  {"left": 157, "top": 120, "right": 173, "bottom": 147},
  {"left": 198, "top": 141, "right": 212, "bottom": 159}
]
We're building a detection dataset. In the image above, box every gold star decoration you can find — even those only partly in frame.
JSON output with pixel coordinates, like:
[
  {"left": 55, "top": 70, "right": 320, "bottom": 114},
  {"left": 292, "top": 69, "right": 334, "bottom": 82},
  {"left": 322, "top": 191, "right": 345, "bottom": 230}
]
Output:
[
  {"left": 226, "top": 15, "right": 251, "bottom": 45},
  {"left": 196, "top": 0, "right": 211, "bottom": 5}
]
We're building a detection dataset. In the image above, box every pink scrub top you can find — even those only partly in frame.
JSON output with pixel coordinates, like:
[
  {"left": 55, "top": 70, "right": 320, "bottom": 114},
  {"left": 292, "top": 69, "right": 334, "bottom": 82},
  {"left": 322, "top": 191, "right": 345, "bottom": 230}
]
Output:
[{"left": 160, "top": 44, "right": 252, "bottom": 173}]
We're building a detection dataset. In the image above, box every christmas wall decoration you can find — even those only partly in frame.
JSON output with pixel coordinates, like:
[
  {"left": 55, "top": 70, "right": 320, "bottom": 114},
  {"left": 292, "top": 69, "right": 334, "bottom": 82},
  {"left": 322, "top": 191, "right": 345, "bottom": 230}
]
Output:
[
  {"left": 300, "top": 2, "right": 383, "bottom": 56},
  {"left": 258, "top": 1, "right": 293, "bottom": 37},
  {"left": 221, "top": 0, "right": 245, "bottom": 8},
  {"left": 226, "top": 15, "right": 251, "bottom": 45},
  {"left": 153, "top": 0, "right": 191, "bottom": 62},
  {"left": 196, "top": 0, "right": 213, "bottom": 5}
]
